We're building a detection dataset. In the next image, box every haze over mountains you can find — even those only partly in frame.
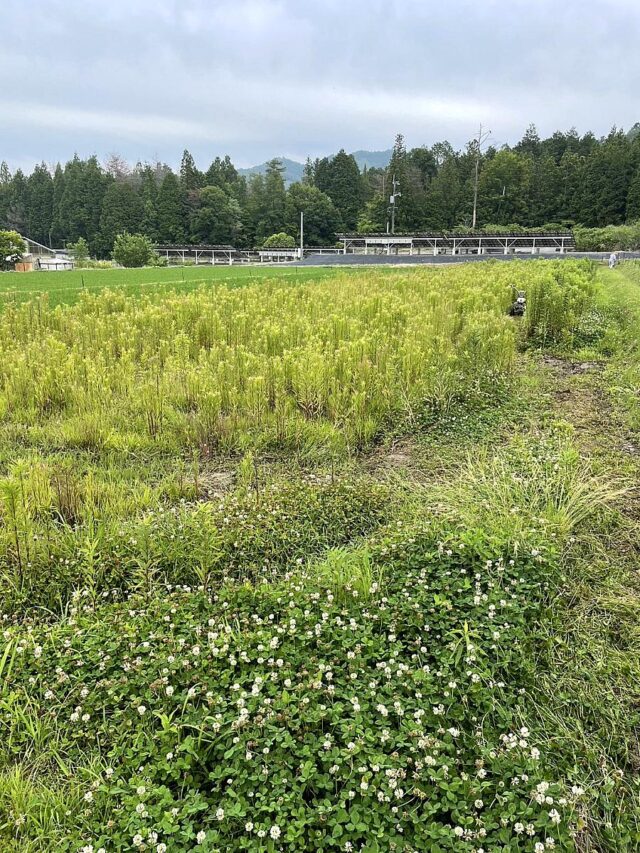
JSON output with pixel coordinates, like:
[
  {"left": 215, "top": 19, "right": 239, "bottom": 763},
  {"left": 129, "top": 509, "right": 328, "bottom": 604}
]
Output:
[{"left": 238, "top": 150, "right": 393, "bottom": 185}]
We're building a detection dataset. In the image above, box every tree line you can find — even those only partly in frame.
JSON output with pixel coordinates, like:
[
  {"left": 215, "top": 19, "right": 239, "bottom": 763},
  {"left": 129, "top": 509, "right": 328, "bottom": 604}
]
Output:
[{"left": 1, "top": 123, "right": 640, "bottom": 256}]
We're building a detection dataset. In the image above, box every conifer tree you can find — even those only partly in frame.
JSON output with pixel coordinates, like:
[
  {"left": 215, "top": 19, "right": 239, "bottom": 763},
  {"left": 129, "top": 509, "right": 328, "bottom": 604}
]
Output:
[
  {"left": 27, "top": 163, "right": 54, "bottom": 245},
  {"left": 314, "top": 149, "right": 363, "bottom": 230},
  {"left": 50, "top": 164, "right": 66, "bottom": 246},
  {"left": 180, "top": 150, "right": 203, "bottom": 191},
  {"left": 156, "top": 172, "right": 186, "bottom": 242},
  {"left": 138, "top": 166, "right": 160, "bottom": 240},
  {"left": 627, "top": 167, "right": 640, "bottom": 221},
  {"left": 0, "top": 162, "right": 12, "bottom": 230},
  {"left": 248, "top": 160, "right": 287, "bottom": 244},
  {"left": 5, "top": 169, "right": 29, "bottom": 234},
  {"left": 56, "top": 156, "right": 108, "bottom": 251},
  {"left": 99, "top": 182, "right": 145, "bottom": 255}
]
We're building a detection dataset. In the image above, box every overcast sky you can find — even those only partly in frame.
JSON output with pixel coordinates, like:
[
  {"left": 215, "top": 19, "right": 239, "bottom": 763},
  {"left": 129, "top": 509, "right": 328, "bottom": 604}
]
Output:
[{"left": 2, "top": 0, "right": 639, "bottom": 172}]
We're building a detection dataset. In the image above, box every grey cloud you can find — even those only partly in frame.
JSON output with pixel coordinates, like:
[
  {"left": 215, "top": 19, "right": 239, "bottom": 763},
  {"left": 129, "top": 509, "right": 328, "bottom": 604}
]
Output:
[{"left": 1, "top": 0, "right": 639, "bottom": 171}]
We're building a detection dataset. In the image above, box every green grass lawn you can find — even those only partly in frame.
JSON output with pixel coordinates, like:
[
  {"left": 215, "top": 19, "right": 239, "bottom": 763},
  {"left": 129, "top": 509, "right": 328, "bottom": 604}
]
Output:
[{"left": 0, "top": 265, "right": 342, "bottom": 307}]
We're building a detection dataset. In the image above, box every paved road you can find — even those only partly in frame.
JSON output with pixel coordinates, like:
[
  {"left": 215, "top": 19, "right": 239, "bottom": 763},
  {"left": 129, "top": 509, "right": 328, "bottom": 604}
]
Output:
[{"left": 294, "top": 252, "right": 640, "bottom": 267}]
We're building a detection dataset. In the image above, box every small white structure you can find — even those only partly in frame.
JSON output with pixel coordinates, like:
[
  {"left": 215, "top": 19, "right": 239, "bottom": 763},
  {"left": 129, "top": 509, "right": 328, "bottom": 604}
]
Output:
[
  {"left": 38, "top": 256, "right": 74, "bottom": 271},
  {"left": 257, "top": 248, "right": 301, "bottom": 263},
  {"left": 13, "top": 234, "right": 74, "bottom": 271}
]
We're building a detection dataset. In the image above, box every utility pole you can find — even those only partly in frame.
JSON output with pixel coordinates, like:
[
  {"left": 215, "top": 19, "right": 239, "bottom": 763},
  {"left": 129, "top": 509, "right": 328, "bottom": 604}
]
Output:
[
  {"left": 472, "top": 124, "right": 491, "bottom": 229},
  {"left": 382, "top": 174, "right": 388, "bottom": 233},
  {"left": 300, "top": 210, "right": 304, "bottom": 259},
  {"left": 390, "top": 174, "right": 401, "bottom": 235}
]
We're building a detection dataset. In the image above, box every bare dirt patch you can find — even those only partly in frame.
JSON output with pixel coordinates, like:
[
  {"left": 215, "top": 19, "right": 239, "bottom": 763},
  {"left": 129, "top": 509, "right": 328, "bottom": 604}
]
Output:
[
  {"left": 198, "top": 469, "right": 235, "bottom": 497},
  {"left": 364, "top": 438, "right": 423, "bottom": 479},
  {"left": 541, "top": 355, "right": 603, "bottom": 375},
  {"left": 540, "top": 354, "right": 634, "bottom": 458}
]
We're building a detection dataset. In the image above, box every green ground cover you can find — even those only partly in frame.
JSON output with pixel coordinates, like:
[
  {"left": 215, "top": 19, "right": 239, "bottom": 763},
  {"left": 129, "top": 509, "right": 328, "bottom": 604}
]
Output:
[
  {"left": 0, "top": 260, "right": 638, "bottom": 852},
  {"left": 0, "top": 266, "right": 340, "bottom": 308}
]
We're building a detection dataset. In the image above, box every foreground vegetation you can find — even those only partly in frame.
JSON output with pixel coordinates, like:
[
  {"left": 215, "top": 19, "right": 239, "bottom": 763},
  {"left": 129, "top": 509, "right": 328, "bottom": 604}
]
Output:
[
  {"left": 1, "top": 260, "right": 638, "bottom": 851},
  {"left": 0, "top": 262, "right": 592, "bottom": 612}
]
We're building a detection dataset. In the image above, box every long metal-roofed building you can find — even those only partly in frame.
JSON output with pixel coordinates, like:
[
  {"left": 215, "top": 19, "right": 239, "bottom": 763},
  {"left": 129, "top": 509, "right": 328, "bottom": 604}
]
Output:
[
  {"left": 338, "top": 231, "right": 575, "bottom": 257},
  {"left": 146, "top": 231, "right": 578, "bottom": 266},
  {"left": 154, "top": 244, "right": 332, "bottom": 264},
  {"left": 154, "top": 244, "right": 238, "bottom": 265}
]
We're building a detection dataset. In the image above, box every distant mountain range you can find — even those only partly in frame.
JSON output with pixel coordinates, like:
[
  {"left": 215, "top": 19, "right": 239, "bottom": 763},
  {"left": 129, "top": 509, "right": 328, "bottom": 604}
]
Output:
[
  {"left": 238, "top": 158, "right": 306, "bottom": 185},
  {"left": 238, "top": 150, "right": 393, "bottom": 185}
]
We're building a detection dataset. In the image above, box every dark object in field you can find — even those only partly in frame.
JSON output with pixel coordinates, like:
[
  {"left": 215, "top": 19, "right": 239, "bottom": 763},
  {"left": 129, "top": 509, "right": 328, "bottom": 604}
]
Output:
[{"left": 510, "top": 290, "right": 526, "bottom": 316}]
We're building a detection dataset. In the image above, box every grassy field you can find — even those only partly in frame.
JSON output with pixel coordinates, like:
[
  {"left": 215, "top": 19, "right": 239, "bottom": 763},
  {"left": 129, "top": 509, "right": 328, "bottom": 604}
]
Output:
[
  {"left": 1, "top": 259, "right": 638, "bottom": 852},
  {"left": 0, "top": 265, "right": 342, "bottom": 307}
]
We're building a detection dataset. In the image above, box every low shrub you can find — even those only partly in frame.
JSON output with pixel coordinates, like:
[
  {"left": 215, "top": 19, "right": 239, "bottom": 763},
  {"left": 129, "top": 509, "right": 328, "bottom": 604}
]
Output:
[{"left": 0, "top": 478, "right": 392, "bottom": 615}]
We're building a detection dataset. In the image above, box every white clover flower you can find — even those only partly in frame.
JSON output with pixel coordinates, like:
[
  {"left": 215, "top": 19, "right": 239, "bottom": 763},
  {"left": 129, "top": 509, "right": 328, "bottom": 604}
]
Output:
[
  {"left": 216, "top": 807, "right": 224, "bottom": 821},
  {"left": 165, "top": 686, "right": 174, "bottom": 697},
  {"left": 137, "top": 705, "right": 146, "bottom": 715},
  {"left": 270, "top": 825, "right": 281, "bottom": 840},
  {"left": 514, "top": 822, "right": 525, "bottom": 834},
  {"left": 132, "top": 835, "right": 143, "bottom": 848},
  {"left": 548, "top": 808, "right": 561, "bottom": 824},
  {"left": 196, "top": 830, "right": 206, "bottom": 843},
  {"left": 245, "top": 822, "right": 254, "bottom": 832},
  {"left": 84, "top": 791, "right": 94, "bottom": 803},
  {"left": 157, "top": 845, "right": 167, "bottom": 853},
  {"left": 453, "top": 826, "right": 464, "bottom": 837}
]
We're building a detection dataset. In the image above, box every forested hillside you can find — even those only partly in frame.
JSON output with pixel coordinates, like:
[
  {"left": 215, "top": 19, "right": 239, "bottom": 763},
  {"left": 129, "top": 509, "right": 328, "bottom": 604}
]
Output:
[{"left": 2, "top": 124, "right": 640, "bottom": 255}]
